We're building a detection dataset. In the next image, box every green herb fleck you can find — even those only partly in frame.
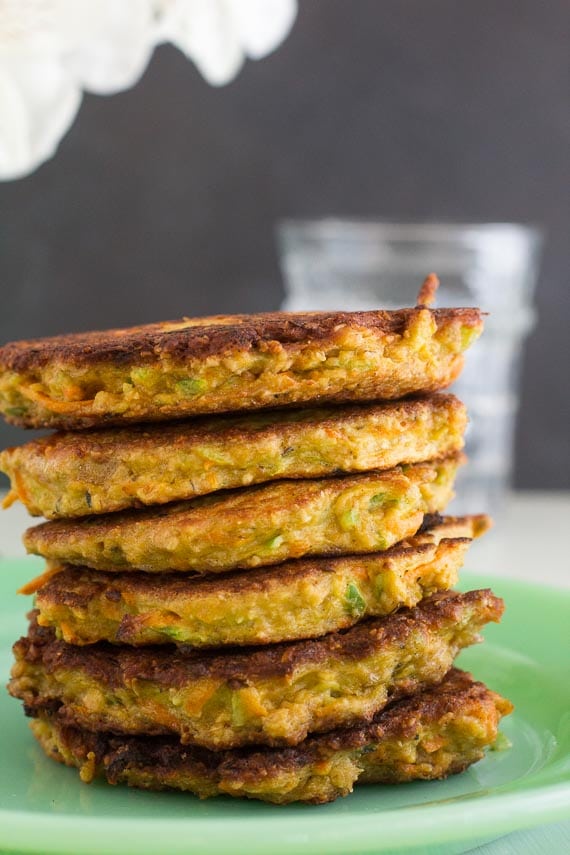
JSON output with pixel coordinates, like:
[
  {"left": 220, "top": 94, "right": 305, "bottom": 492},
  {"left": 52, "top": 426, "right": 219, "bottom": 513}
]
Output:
[
  {"left": 345, "top": 582, "right": 366, "bottom": 616},
  {"left": 231, "top": 693, "right": 248, "bottom": 727},
  {"left": 130, "top": 366, "right": 154, "bottom": 385},
  {"left": 155, "top": 626, "right": 184, "bottom": 641},
  {"left": 370, "top": 492, "right": 399, "bottom": 509},
  {"left": 374, "top": 575, "right": 385, "bottom": 597},
  {"left": 176, "top": 378, "right": 207, "bottom": 396},
  {"left": 340, "top": 508, "right": 360, "bottom": 530},
  {"left": 490, "top": 732, "right": 512, "bottom": 752}
]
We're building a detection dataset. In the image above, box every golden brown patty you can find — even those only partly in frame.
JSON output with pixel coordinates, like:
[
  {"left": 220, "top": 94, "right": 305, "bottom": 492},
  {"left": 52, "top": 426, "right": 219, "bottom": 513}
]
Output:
[
  {"left": 0, "top": 306, "right": 483, "bottom": 430},
  {"left": 30, "top": 669, "right": 513, "bottom": 804},
  {"left": 30, "top": 515, "right": 490, "bottom": 647},
  {"left": 22, "top": 455, "right": 462, "bottom": 574},
  {"left": 0, "top": 394, "right": 466, "bottom": 519},
  {"left": 10, "top": 590, "right": 503, "bottom": 750}
]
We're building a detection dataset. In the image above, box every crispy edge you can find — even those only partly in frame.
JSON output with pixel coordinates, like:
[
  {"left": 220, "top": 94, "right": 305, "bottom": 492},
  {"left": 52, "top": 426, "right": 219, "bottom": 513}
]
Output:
[{"left": 0, "top": 308, "right": 483, "bottom": 372}]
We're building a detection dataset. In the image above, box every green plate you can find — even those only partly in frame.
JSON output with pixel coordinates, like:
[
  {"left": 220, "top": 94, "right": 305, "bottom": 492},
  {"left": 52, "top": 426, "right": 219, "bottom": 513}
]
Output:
[{"left": 0, "top": 558, "right": 568, "bottom": 855}]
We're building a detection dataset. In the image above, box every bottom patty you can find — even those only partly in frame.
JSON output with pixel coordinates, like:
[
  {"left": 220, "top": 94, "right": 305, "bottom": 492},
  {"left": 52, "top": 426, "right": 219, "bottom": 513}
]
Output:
[
  {"left": 10, "top": 590, "right": 503, "bottom": 750},
  {"left": 30, "top": 669, "right": 512, "bottom": 805}
]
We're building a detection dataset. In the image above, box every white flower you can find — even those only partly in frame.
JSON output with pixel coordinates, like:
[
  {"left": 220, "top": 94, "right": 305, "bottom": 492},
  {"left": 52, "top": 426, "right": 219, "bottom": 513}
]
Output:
[
  {"left": 0, "top": 0, "right": 155, "bottom": 179},
  {"left": 157, "top": 0, "right": 297, "bottom": 86},
  {"left": 0, "top": 55, "right": 80, "bottom": 180},
  {"left": 0, "top": 0, "right": 297, "bottom": 180}
]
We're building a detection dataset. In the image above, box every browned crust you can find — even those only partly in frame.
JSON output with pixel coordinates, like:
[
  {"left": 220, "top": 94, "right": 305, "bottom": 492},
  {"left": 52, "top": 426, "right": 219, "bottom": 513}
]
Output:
[
  {"left": 31, "top": 669, "right": 511, "bottom": 780},
  {"left": 34, "top": 515, "right": 489, "bottom": 608},
  {"left": 0, "top": 308, "right": 483, "bottom": 373},
  {"left": 207, "top": 668, "right": 512, "bottom": 777},
  {"left": 13, "top": 590, "right": 503, "bottom": 690}
]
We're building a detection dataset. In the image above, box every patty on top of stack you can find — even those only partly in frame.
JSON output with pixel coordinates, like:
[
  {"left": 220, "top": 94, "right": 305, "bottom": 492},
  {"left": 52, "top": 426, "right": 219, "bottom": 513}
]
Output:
[
  {"left": 0, "top": 275, "right": 481, "bottom": 431},
  {"left": 3, "top": 276, "right": 513, "bottom": 804}
]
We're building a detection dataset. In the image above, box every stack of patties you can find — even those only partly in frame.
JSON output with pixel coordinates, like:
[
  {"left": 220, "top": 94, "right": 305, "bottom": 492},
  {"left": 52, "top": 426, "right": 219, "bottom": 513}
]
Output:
[{"left": 2, "top": 276, "right": 512, "bottom": 805}]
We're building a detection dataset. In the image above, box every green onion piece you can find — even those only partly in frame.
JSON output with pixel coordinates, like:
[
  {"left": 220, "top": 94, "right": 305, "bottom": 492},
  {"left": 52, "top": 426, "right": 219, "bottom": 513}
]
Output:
[
  {"left": 490, "top": 732, "right": 512, "bottom": 752},
  {"left": 176, "top": 378, "right": 207, "bottom": 396},
  {"left": 265, "top": 534, "right": 284, "bottom": 550},
  {"left": 345, "top": 582, "right": 366, "bottom": 616},
  {"left": 340, "top": 508, "right": 360, "bottom": 530},
  {"left": 155, "top": 626, "right": 184, "bottom": 640},
  {"left": 370, "top": 492, "right": 399, "bottom": 509}
]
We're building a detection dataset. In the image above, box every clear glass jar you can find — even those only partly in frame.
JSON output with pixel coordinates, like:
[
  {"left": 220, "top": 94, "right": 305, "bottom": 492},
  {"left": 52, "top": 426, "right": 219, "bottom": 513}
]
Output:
[{"left": 277, "top": 220, "right": 542, "bottom": 515}]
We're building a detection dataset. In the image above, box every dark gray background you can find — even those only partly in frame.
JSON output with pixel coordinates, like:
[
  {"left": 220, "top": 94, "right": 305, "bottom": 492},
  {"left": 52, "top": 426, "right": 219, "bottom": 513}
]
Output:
[{"left": 1, "top": 0, "right": 568, "bottom": 488}]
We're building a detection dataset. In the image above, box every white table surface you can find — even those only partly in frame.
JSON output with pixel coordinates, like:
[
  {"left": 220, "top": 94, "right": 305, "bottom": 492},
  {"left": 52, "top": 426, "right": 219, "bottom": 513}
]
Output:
[{"left": 1, "top": 490, "right": 569, "bottom": 854}]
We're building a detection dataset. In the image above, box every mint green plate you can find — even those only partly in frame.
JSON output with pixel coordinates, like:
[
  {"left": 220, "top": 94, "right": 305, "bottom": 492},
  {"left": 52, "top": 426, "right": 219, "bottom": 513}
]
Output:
[{"left": 0, "top": 559, "right": 568, "bottom": 855}]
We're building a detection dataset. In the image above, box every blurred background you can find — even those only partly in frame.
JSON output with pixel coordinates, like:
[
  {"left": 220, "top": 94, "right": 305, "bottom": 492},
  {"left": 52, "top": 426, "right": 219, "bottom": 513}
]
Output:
[{"left": 0, "top": 0, "right": 568, "bottom": 491}]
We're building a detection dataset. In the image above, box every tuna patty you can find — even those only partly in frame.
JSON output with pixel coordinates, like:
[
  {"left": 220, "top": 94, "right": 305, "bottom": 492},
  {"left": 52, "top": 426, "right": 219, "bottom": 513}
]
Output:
[
  {"left": 29, "top": 669, "right": 512, "bottom": 804},
  {"left": 30, "top": 515, "right": 490, "bottom": 647},
  {"left": 23, "top": 455, "right": 462, "bottom": 574},
  {"left": 0, "top": 304, "right": 483, "bottom": 430},
  {"left": 9, "top": 590, "right": 503, "bottom": 750},
  {"left": 1, "top": 394, "right": 466, "bottom": 519}
]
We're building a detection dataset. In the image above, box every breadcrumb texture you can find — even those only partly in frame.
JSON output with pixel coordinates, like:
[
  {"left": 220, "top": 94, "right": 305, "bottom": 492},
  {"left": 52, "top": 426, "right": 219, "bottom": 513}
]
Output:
[
  {"left": 0, "top": 394, "right": 466, "bottom": 519},
  {"left": 10, "top": 590, "right": 503, "bottom": 750},
  {"left": 0, "top": 307, "right": 483, "bottom": 430},
  {"left": 32, "top": 515, "right": 490, "bottom": 647},
  {"left": 29, "top": 669, "right": 513, "bottom": 804}
]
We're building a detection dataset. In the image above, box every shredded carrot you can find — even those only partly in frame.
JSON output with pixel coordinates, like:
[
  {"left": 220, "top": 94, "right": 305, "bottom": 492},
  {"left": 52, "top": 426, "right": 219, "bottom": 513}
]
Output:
[
  {"left": 416, "top": 273, "right": 439, "bottom": 307},
  {"left": 1, "top": 489, "right": 17, "bottom": 509},
  {"left": 18, "top": 383, "right": 95, "bottom": 413},
  {"left": 18, "top": 564, "right": 64, "bottom": 595}
]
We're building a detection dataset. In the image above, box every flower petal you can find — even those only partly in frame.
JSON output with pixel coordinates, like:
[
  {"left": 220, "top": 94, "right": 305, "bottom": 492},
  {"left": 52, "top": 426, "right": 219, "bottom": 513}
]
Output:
[
  {"left": 161, "top": 0, "right": 243, "bottom": 86},
  {"left": 0, "top": 55, "right": 81, "bottom": 180},
  {"left": 159, "top": 0, "right": 297, "bottom": 85},
  {"left": 56, "top": 0, "right": 156, "bottom": 93},
  {"left": 226, "top": 0, "right": 297, "bottom": 59}
]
